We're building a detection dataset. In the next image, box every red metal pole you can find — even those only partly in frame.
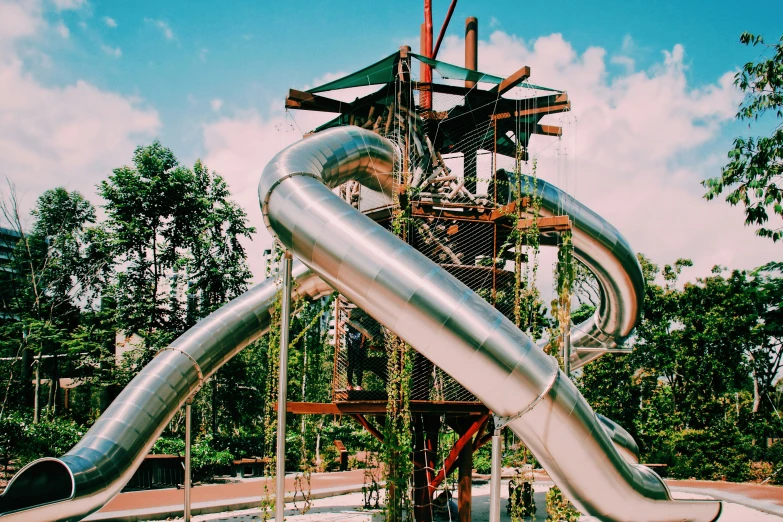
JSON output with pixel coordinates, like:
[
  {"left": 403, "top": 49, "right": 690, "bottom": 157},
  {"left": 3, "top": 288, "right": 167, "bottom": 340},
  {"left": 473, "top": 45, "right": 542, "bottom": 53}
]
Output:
[
  {"left": 420, "top": 0, "right": 433, "bottom": 109},
  {"left": 432, "top": 0, "right": 458, "bottom": 60}
]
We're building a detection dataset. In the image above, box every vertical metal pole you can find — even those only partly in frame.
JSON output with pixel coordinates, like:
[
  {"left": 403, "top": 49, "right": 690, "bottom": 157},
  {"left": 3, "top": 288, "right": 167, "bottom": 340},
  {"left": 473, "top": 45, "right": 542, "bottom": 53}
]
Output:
[
  {"left": 464, "top": 17, "right": 478, "bottom": 89},
  {"left": 489, "top": 425, "right": 502, "bottom": 522},
  {"left": 275, "top": 250, "right": 293, "bottom": 521},
  {"left": 184, "top": 398, "right": 192, "bottom": 522},
  {"left": 563, "top": 322, "right": 572, "bottom": 376}
]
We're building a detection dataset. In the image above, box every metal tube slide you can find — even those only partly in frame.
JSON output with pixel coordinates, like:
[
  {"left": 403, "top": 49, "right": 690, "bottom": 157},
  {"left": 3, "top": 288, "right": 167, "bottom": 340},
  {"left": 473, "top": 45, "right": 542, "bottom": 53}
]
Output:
[
  {"left": 0, "top": 264, "right": 331, "bottom": 522},
  {"left": 534, "top": 180, "right": 644, "bottom": 371},
  {"left": 259, "top": 126, "right": 720, "bottom": 522}
]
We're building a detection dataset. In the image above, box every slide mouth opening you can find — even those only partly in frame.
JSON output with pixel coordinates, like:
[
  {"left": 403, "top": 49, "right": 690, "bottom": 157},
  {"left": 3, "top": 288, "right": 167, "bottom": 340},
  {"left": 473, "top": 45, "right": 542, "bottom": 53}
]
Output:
[{"left": 0, "top": 458, "right": 74, "bottom": 516}]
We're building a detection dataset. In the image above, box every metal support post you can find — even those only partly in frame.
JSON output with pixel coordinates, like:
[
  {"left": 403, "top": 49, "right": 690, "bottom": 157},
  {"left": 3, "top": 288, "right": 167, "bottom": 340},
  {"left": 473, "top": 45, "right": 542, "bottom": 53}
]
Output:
[
  {"left": 489, "top": 426, "right": 503, "bottom": 522},
  {"left": 184, "top": 398, "right": 193, "bottom": 521},
  {"left": 563, "top": 321, "right": 572, "bottom": 377},
  {"left": 275, "top": 250, "right": 293, "bottom": 521}
]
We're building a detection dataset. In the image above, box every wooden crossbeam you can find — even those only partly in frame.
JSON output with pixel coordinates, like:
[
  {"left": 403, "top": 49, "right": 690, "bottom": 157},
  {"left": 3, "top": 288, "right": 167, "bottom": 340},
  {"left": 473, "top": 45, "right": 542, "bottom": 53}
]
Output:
[
  {"left": 518, "top": 215, "right": 572, "bottom": 232},
  {"left": 285, "top": 89, "right": 350, "bottom": 113},
  {"left": 491, "top": 101, "right": 571, "bottom": 121},
  {"left": 351, "top": 413, "right": 384, "bottom": 443},
  {"left": 428, "top": 414, "right": 488, "bottom": 495},
  {"left": 285, "top": 401, "right": 488, "bottom": 415},
  {"left": 537, "top": 124, "right": 562, "bottom": 136},
  {"left": 490, "top": 66, "right": 531, "bottom": 96}
]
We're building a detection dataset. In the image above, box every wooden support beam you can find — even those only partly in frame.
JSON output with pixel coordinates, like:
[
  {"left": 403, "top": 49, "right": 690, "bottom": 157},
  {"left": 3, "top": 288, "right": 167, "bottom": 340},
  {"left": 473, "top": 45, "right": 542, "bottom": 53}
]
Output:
[
  {"left": 285, "top": 89, "right": 350, "bottom": 113},
  {"left": 491, "top": 101, "right": 571, "bottom": 121},
  {"left": 518, "top": 215, "right": 572, "bottom": 233},
  {"left": 458, "top": 433, "right": 474, "bottom": 522},
  {"left": 472, "top": 415, "right": 491, "bottom": 451},
  {"left": 285, "top": 401, "right": 488, "bottom": 415},
  {"left": 536, "top": 124, "right": 562, "bottom": 137},
  {"left": 428, "top": 414, "right": 488, "bottom": 495},
  {"left": 351, "top": 413, "right": 384, "bottom": 444},
  {"left": 490, "top": 66, "right": 531, "bottom": 96}
]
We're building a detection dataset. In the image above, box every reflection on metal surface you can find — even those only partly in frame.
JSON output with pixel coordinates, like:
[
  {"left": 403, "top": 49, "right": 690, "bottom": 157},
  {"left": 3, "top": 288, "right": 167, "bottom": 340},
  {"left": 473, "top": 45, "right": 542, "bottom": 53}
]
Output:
[
  {"left": 0, "top": 264, "right": 331, "bottom": 522},
  {"left": 535, "top": 178, "right": 645, "bottom": 371},
  {"left": 258, "top": 126, "right": 720, "bottom": 522},
  {"left": 0, "top": 124, "right": 719, "bottom": 522}
]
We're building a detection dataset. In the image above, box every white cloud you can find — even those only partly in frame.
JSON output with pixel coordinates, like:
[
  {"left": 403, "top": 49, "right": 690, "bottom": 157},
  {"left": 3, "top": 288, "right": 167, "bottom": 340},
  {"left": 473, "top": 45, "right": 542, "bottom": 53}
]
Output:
[
  {"left": 202, "top": 30, "right": 778, "bottom": 282},
  {"left": 0, "top": 1, "right": 159, "bottom": 220},
  {"left": 201, "top": 107, "right": 333, "bottom": 280},
  {"left": 55, "top": 21, "right": 68, "bottom": 38},
  {"left": 210, "top": 98, "right": 223, "bottom": 112},
  {"left": 101, "top": 44, "right": 120, "bottom": 57},
  {"left": 0, "top": 1, "right": 42, "bottom": 46},
  {"left": 103, "top": 16, "right": 116, "bottom": 28},
  {"left": 435, "top": 31, "right": 778, "bottom": 276},
  {"left": 199, "top": 47, "right": 207, "bottom": 61},
  {"left": 144, "top": 18, "right": 173, "bottom": 40}
]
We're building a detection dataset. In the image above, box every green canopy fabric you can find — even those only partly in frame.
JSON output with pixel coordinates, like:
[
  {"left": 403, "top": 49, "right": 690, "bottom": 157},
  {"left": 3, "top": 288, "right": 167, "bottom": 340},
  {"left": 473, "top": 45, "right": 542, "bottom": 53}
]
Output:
[
  {"left": 308, "top": 52, "right": 400, "bottom": 93},
  {"left": 306, "top": 49, "right": 563, "bottom": 94},
  {"left": 411, "top": 52, "right": 561, "bottom": 92},
  {"left": 411, "top": 52, "right": 503, "bottom": 84}
]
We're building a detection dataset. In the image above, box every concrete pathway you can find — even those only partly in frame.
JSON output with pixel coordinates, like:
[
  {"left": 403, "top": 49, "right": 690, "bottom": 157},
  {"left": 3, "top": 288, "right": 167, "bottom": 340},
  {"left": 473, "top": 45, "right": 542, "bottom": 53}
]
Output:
[{"left": 85, "top": 471, "right": 783, "bottom": 521}]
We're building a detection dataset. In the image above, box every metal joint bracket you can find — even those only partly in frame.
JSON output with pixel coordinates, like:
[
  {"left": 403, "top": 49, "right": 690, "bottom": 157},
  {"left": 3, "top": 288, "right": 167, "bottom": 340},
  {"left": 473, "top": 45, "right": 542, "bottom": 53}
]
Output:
[
  {"left": 493, "top": 362, "right": 559, "bottom": 431},
  {"left": 159, "top": 347, "right": 204, "bottom": 396},
  {"left": 261, "top": 171, "right": 320, "bottom": 232}
]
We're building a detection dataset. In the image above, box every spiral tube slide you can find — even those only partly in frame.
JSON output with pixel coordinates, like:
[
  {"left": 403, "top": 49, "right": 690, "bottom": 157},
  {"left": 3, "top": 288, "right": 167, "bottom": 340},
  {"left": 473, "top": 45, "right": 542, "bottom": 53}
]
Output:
[
  {"left": 0, "top": 125, "right": 720, "bottom": 522},
  {"left": 0, "top": 266, "right": 331, "bottom": 522},
  {"left": 258, "top": 127, "right": 721, "bottom": 522}
]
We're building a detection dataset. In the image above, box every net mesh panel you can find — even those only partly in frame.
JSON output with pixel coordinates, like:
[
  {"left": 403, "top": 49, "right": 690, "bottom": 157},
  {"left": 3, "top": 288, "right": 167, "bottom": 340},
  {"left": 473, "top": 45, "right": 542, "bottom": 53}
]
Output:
[
  {"left": 328, "top": 67, "right": 545, "bottom": 407},
  {"left": 301, "top": 60, "right": 569, "bottom": 519}
]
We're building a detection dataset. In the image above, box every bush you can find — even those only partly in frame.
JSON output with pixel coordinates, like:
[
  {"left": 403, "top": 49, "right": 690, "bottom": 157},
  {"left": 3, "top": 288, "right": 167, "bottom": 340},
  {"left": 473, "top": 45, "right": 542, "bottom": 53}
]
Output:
[
  {"left": 545, "top": 485, "right": 580, "bottom": 521},
  {"left": 473, "top": 444, "right": 491, "bottom": 474},
  {"left": 151, "top": 434, "right": 233, "bottom": 482},
  {"left": 0, "top": 412, "right": 84, "bottom": 468},
  {"left": 666, "top": 425, "right": 752, "bottom": 482}
]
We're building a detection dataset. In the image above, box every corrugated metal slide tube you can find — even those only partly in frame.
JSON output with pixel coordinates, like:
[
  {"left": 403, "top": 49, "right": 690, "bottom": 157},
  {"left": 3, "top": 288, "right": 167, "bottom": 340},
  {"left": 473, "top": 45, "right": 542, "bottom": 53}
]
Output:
[
  {"left": 0, "top": 265, "right": 331, "bottom": 522},
  {"left": 258, "top": 126, "right": 720, "bottom": 522}
]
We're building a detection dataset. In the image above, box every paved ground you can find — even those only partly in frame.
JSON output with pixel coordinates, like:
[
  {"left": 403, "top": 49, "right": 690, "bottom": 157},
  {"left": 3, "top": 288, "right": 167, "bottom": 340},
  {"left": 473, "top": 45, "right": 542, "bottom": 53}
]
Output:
[
  {"left": 85, "top": 470, "right": 783, "bottom": 521},
  {"left": 186, "top": 482, "right": 782, "bottom": 522}
]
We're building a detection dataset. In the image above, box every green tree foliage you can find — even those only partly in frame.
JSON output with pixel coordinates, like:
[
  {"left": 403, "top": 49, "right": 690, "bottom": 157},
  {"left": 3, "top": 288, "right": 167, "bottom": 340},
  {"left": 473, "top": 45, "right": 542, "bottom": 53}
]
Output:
[
  {"left": 0, "top": 186, "right": 104, "bottom": 420},
  {"left": 579, "top": 255, "right": 783, "bottom": 481},
  {"left": 99, "top": 142, "right": 254, "bottom": 364},
  {"left": 703, "top": 33, "right": 783, "bottom": 241}
]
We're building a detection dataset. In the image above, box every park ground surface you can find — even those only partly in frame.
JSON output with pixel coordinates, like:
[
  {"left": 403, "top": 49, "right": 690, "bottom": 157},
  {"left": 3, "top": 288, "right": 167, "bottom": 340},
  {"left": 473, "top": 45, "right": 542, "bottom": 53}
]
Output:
[{"left": 81, "top": 470, "right": 783, "bottom": 521}]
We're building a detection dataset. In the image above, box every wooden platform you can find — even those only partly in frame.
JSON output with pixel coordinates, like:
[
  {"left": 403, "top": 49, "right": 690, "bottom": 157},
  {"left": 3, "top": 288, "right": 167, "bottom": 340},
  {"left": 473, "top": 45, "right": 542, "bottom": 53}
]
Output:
[{"left": 286, "top": 401, "right": 488, "bottom": 415}]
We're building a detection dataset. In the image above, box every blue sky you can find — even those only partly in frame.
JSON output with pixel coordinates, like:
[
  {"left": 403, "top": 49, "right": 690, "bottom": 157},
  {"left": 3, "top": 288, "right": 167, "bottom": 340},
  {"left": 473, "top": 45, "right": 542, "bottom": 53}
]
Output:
[
  {"left": 30, "top": 0, "right": 782, "bottom": 156},
  {"left": 2, "top": 0, "right": 782, "bottom": 282}
]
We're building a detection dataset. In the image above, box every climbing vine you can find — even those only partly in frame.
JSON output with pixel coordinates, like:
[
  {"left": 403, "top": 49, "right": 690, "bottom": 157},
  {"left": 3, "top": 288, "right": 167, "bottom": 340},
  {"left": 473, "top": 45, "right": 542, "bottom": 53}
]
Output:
[
  {"left": 259, "top": 280, "right": 282, "bottom": 520},
  {"left": 381, "top": 138, "right": 415, "bottom": 522},
  {"left": 547, "top": 231, "right": 575, "bottom": 365}
]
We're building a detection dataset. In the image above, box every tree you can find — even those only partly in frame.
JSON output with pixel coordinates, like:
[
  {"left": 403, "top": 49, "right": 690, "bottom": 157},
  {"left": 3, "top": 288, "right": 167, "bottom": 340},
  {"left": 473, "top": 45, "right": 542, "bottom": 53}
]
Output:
[
  {"left": 0, "top": 183, "right": 102, "bottom": 420},
  {"left": 703, "top": 33, "right": 783, "bottom": 241},
  {"left": 99, "top": 142, "right": 254, "bottom": 366}
]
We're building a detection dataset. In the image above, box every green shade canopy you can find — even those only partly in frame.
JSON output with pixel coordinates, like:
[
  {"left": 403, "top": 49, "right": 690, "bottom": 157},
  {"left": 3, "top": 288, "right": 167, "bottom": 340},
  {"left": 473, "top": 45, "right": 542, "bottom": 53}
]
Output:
[
  {"left": 307, "top": 52, "right": 400, "bottom": 93},
  {"left": 305, "top": 50, "right": 563, "bottom": 94},
  {"left": 410, "top": 52, "right": 503, "bottom": 84}
]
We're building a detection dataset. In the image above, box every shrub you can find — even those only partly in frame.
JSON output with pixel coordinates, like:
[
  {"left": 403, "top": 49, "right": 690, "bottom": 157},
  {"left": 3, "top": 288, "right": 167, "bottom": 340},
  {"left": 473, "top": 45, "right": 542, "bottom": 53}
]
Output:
[
  {"left": 151, "top": 434, "right": 233, "bottom": 482},
  {"left": 545, "top": 485, "right": 580, "bottom": 521},
  {"left": 666, "top": 425, "right": 752, "bottom": 482},
  {"left": 0, "top": 412, "right": 84, "bottom": 468},
  {"left": 473, "top": 444, "right": 492, "bottom": 474}
]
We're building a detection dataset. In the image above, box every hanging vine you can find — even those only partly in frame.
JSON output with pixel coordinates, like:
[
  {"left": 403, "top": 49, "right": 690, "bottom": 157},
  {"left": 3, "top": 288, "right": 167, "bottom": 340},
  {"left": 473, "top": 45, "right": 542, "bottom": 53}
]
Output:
[
  {"left": 547, "top": 230, "right": 575, "bottom": 366},
  {"left": 381, "top": 126, "right": 415, "bottom": 521},
  {"left": 259, "top": 281, "right": 282, "bottom": 520}
]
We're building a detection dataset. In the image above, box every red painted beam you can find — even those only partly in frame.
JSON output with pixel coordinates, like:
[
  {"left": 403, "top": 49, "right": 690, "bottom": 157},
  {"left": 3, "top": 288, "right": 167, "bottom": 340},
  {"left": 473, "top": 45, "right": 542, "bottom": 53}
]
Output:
[
  {"left": 350, "top": 413, "right": 384, "bottom": 444},
  {"left": 428, "top": 414, "right": 488, "bottom": 495},
  {"left": 432, "top": 0, "right": 458, "bottom": 60}
]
